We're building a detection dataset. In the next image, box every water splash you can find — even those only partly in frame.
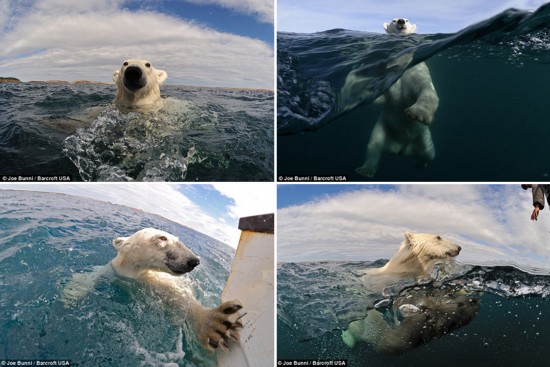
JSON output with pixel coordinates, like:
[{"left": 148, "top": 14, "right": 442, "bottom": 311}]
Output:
[{"left": 63, "top": 99, "right": 216, "bottom": 181}]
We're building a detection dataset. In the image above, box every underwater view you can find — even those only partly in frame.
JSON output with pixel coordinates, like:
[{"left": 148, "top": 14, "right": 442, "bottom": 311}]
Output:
[
  {"left": 278, "top": 260, "right": 550, "bottom": 366},
  {"left": 276, "top": 183, "right": 550, "bottom": 366},
  {"left": 0, "top": 190, "right": 236, "bottom": 366},
  {"left": 0, "top": 84, "right": 273, "bottom": 181},
  {"left": 278, "top": 4, "right": 550, "bottom": 181}
]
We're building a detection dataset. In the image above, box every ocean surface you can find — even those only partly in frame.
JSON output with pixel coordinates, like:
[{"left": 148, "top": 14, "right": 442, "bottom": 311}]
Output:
[
  {"left": 0, "top": 190, "right": 235, "bottom": 366},
  {"left": 0, "top": 84, "right": 273, "bottom": 181},
  {"left": 278, "top": 4, "right": 550, "bottom": 181},
  {"left": 278, "top": 261, "right": 550, "bottom": 366}
]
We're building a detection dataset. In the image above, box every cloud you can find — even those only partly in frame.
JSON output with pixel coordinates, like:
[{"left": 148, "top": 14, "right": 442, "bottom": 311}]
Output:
[
  {"left": 211, "top": 182, "right": 275, "bottom": 219},
  {"left": 182, "top": 0, "right": 273, "bottom": 24},
  {"left": 278, "top": 185, "right": 550, "bottom": 269},
  {"left": 0, "top": 0, "right": 273, "bottom": 88},
  {"left": 277, "top": 0, "right": 548, "bottom": 34},
  {"left": 0, "top": 183, "right": 274, "bottom": 248}
]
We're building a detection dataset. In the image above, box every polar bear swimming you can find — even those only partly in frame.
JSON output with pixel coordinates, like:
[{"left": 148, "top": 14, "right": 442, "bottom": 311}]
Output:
[
  {"left": 62, "top": 228, "right": 244, "bottom": 353},
  {"left": 342, "top": 231, "right": 476, "bottom": 354},
  {"left": 355, "top": 18, "right": 439, "bottom": 177},
  {"left": 113, "top": 59, "right": 168, "bottom": 113},
  {"left": 51, "top": 60, "right": 169, "bottom": 131}
]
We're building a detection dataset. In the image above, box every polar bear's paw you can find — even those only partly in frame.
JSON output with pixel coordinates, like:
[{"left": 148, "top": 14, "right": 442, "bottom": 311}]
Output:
[
  {"left": 356, "top": 165, "right": 376, "bottom": 178},
  {"left": 405, "top": 104, "right": 433, "bottom": 125},
  {"left": 196, "top": 299, "right": 244, "bottom": 353}
]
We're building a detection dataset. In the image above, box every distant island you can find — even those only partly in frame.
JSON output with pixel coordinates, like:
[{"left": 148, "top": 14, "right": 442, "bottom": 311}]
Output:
[
  {"left": 0, "top": 77, "right": 112, "bottom": 85},
  {"left": 0, "top": 77, "right": 21, "bottom": 83}
]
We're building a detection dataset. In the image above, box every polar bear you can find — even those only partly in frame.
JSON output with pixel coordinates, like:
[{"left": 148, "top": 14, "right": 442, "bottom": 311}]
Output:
[
  {"left": 62, "top": 228, "right": 244, "bottom": 353},
  {"left": 355, "top": 18, "right": 439, "bottom": 177},
  {"left": 113, "top": 59, "right": 168, "bottom": 113},
  {"left": 342, "top": 286, "right": 479, "bottom": 354}
]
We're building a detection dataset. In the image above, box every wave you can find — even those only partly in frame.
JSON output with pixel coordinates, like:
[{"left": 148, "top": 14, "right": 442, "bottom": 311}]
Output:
[
  {"left": 1, "top": 84, "right": 273, "bottom": 181},
  {"left": 277, "top": 3, "right": 550, "bottom": 135}
]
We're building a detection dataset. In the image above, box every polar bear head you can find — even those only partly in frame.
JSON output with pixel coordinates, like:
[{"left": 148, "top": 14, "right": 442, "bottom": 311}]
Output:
[
  {"left": 111, "top": 228, "right": 200, "bottom": 278},
  {"left": 366, "top": 231, "right": 462, "bottom": 281},
  {"left": 384, "top": 18, "right": 417, "bottom": 34},
  {"left": 112, "top": 59, "right": 168, "bottom": 113},
  {"left": 403, "top": 231, "right": 461, "bottom": 266}
]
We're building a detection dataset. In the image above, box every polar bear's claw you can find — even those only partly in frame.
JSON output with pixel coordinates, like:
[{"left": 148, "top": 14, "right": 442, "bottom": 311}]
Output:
[
  {"left": 198, "top": 299, "right": 244, "bottom": 353},
  {"left": 222, "top": 302, "right": 243, "bottom": 314},
  {"left": 356, "top": 165, "right": 375, "bottom": 178},
  {"left": 405, "top": 105, "right": 433, "bottom": 125}
]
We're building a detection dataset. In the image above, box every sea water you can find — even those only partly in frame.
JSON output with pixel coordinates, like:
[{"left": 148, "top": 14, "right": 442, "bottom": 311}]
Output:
[
  {"left": 0, "top": 84, "right": 273, "bottom": 181},
  {"left": 0, "top": 190, "right": 235, "bottom": 366},
  {"left": 278, "top": 4, "right": 550, "bottom": 181},
  {"left": 277, "top": 261, "right": 550, "bottom": 366}
]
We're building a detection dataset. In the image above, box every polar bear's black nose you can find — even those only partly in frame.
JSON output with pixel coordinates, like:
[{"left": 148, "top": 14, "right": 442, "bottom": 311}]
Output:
[
  {"left": 123, "top": 66, "right": 146, "bottom": 91},
  {"left": 165, "top": 251, "right": 201, "bottom": 274},
  {"left": 397, "top": 18, "right": 406, "bottom": 24},
  {"left": 188, "top": 257, "right": 200, "bottom": 269},
  {"left": 125, "top": 66, "right": 142, "bottom": 80}
]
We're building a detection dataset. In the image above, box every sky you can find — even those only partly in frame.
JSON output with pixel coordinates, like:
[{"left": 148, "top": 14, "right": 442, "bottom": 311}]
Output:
[
  {"left": 0, "top": 0, "right": 273, "bottom": 89},
  {"left": 0, "top": 183, "right": 275, "bottom": 248},
  {"left": 278, "top": 0, "right": 548, "bottom": 34},
  {"left": 278, "top": 184, "right": 550, "bottom": 270}
]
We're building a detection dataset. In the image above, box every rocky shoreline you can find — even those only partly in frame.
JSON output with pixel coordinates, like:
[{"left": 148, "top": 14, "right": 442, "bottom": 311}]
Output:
[{"left": 0, "top": 77, "right": 273, "bottom": 92}]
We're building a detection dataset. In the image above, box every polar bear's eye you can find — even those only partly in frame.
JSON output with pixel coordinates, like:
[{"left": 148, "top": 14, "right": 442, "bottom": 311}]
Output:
[
  {"left": 159, "top": 236, "right": 168, "bottom": 241},
  {"left": 436, "top": 236, "right": 442, "bottom": 240},
  {"left": 123, "top": 62, "right": 128, "bottom": 66},
  {"left": 145, "top": 63, "right": 151, "bottom": 68}
]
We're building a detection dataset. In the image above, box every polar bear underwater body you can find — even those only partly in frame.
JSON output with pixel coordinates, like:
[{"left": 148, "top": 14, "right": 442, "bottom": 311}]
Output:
[
  {"left": 342, "top": 286, "right": 479, "bottom": 355},
  {"left": 356, "top": 19, "right": 439, "bottom": 178},
  {"left": 62, "top": 228, "right": 244, "bottom": 353},
  {"left": 341, "top": 232, "right": 478, "bottom": 355},
  {"left": 113, "top": 59, "right": 168, "bottom": 113}
]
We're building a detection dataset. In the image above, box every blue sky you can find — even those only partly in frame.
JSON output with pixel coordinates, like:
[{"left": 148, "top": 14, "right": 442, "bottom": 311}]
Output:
[
  {"left": 0, "top": 0, "right": 273, "bottom": 88},
  {"left": 278, "top": 184, "right": 381, "bottom": 209},
  {"left": 278, "top": 184, "right": 550, "bottom": 269},
  {"left": 0, "top": 183, "right": 275, "bottom": 247},
  {"left": 125, "top": 0, "right": 274, "bottom": 44},
  {"left": 278, "top": 0, "right": 548, "bottom": 33}
]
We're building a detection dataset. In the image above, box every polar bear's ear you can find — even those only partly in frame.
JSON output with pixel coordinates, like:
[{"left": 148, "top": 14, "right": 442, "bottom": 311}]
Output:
[
  {"left": 112, "top": 70, "right": 120, "bottom": 83},
  {"left": 156, "top": 70, "right": 168, "bottom": 85},
  {"left": 113, "top": 236, "right": 129, "bottom": 250},
  {"left": 409, "top": 23, "right": 417, "bottom": 33},
  {"left": 383, "top": 23, "right": 390, "bottom": 32},
  {"left": 404, "top": 231, "right": 414, "bottom": 245}
]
